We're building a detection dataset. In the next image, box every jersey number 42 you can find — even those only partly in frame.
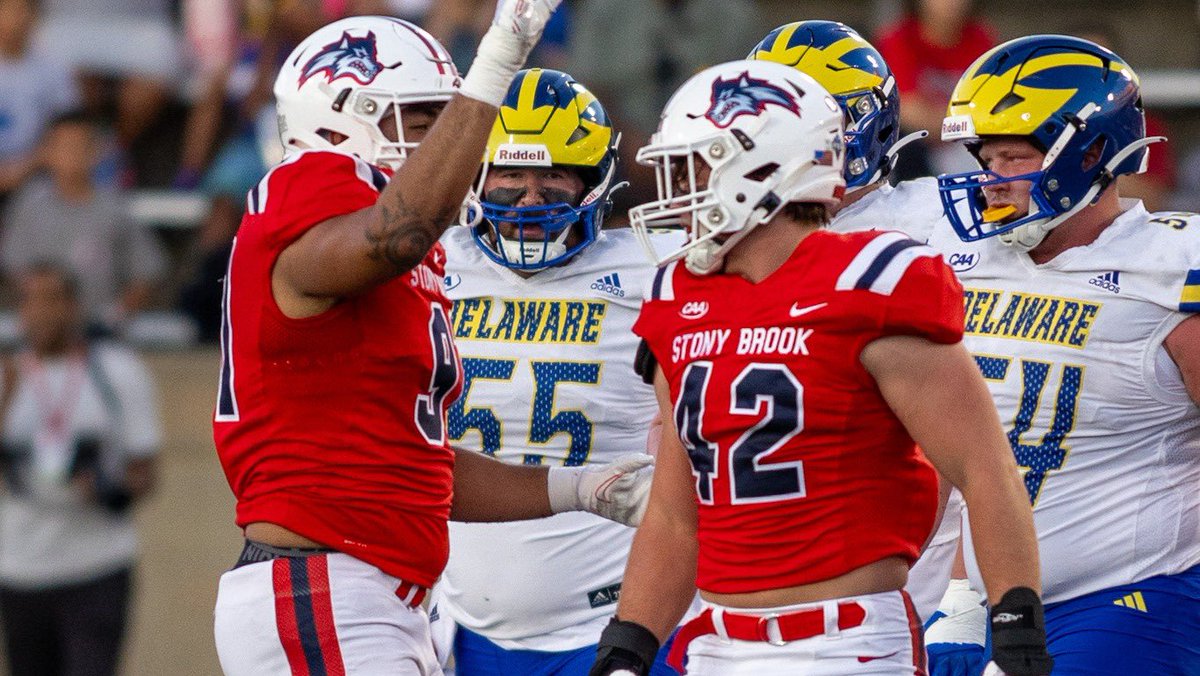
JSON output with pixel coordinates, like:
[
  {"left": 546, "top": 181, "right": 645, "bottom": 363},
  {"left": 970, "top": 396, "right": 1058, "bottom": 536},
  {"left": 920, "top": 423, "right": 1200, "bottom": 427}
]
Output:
[{"left": 675, "top": 361, "right": 806, "bottom": 505}]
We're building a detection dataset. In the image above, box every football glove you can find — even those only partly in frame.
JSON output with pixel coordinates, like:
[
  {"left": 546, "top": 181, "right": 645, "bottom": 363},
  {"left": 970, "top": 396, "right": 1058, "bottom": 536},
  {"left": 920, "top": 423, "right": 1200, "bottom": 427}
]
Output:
[
  {"left": 589, "top": 617, "right": 660, "bottom": 676},
  {"left": 987, "top": 587, "right": 1053, "bottom": 675},
  {"left": 548, "top": 453, "right": 654, "bottom": 527},
  {"left": 925, "top": 579, "right": 988, "bottom": 676},
  {"left": 461, "top": 0, "right": 563, "bottom": 105}
]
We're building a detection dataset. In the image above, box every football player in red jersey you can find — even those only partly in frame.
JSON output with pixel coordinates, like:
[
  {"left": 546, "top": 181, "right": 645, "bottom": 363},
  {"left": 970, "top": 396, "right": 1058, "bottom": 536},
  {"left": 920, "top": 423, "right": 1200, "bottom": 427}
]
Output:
[
  {"left": 589, "top": 60, "right": 1052, "bottom": 676},
  {"left": 211, "top": 7, "right": 654, "bottom": 675}
]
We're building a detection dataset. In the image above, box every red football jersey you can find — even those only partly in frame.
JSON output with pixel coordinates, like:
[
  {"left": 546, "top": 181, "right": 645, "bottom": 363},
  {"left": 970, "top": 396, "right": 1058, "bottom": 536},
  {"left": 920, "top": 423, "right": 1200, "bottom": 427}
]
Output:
[
  {"left": 213, "top": 150, "right": 463, "bottom": 587},
  {"left": 634, "top": 229, "right": 964, "bottom": 595}
]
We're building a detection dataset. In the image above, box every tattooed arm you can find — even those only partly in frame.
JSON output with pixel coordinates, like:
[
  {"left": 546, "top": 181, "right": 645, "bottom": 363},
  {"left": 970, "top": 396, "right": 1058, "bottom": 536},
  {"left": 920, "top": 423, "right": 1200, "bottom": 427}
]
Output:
[{"left": 272, "top": 94, "right": 497, "bottom": 318}]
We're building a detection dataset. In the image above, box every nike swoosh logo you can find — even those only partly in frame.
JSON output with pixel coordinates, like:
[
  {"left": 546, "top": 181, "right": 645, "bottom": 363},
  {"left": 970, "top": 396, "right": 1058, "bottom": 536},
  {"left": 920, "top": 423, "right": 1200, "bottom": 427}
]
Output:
[
  {"left": 857, "top": 651, "right": 900, "bottom": 663},
  {"left": 789, "top": 302, "right": 828, "bottom": 318}
]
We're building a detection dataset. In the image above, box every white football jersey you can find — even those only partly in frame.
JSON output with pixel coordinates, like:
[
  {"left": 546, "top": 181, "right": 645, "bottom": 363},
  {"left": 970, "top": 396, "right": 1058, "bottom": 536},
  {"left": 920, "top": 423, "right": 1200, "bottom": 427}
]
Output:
[
  {"left": 829, "top": 177, "right": 944, "bottom": 243},
  {"left": 928, "top": 201, "right": 1200, "bottom": 604},
  {"left": 437, "top": 226, "right": 683, "bottom": 650}
]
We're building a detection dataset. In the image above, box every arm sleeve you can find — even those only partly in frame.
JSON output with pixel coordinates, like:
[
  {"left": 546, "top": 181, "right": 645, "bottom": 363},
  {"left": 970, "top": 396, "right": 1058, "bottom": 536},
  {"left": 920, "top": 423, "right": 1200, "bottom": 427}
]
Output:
[
  {"left": 881, "top": 254, "right": 965, "bottom": 344},
  {"left": 1178, "top": 250, "right": 1200, "bottom": 314}
]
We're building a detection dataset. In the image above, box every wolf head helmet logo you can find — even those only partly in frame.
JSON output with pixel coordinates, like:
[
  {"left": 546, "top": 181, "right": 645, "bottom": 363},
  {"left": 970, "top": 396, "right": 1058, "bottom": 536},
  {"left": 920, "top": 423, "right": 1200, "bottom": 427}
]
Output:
[
  {"left": 702, "top": 72, "right": 801, "bottom": 128},
  {"left": 299, "top": 31, "right": 384, "bottom": 86}
]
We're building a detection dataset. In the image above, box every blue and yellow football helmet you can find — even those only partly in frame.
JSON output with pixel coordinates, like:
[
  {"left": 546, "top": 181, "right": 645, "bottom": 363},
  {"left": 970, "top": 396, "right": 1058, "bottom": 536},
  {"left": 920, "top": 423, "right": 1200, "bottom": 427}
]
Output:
[
  {"left": 937, "top": 35, "right": 1161, "bottom": 249},
  {"left": 470, "top": 68, "right": 618, "bottom": 271},
  {"left": 749, "top": 21, "right": 914, "bottom": 190}
]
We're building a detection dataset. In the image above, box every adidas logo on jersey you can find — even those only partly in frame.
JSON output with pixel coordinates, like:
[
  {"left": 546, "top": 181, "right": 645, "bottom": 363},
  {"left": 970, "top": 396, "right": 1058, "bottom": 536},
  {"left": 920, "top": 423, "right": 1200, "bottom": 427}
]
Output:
[
  {"left": 591, "top": 273, "right": 626, "bottom": 298},
  {"left": 1089, "top": 271, "right": 1121, "bottom": 293},
  {"left": 587, "top": 583, "right": 622, "bottom": 608},
  {"left": 1113, "top": 591, "right": 1148, "bottom": 612}
]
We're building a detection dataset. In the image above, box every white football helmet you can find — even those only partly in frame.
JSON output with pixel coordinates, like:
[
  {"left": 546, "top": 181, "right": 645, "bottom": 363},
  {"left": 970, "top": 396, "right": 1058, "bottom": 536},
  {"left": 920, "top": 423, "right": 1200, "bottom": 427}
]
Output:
[
  {"left": 629, "top": 60, "right": 845, "bottom": 275},
  {"left": 274, "top": 16, "right": 460, "bottom": 169}
]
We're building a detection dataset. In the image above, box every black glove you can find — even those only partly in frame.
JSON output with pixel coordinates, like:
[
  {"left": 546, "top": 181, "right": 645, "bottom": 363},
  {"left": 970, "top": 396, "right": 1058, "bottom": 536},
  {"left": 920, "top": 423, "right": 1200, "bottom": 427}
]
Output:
[
  {"left": 589, "top": 617, "right": 660, "bottom": 676},
  {"left": 990, "top": 587, "right": 1054, "bottom": 675}
]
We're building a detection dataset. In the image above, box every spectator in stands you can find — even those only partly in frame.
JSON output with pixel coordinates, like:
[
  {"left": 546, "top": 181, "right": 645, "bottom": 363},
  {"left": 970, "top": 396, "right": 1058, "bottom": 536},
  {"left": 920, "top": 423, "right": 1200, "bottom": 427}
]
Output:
[
  {"left": 0, "top": 112, "right": 168, "bottom": 336},
  {"left": 32, "top": 0, "right": 184, "bottom": 184},
  {"left": 1073, "top": 22, "right": 1177, "bottom": 212},
  {"left": 876, "top": 0, "right": 997, "bottom": 178},
  {"left": 174, "top": 1, "right": 327, "bottom": 342},
  {"left": 0, "top": 262, "right": 161, "bottom": 676},
  {"left": 569, "top": 0, "right": 766, "bottom": 213},
  {"left": 0, "top": 0, "right": 78, "bottom": 207}
]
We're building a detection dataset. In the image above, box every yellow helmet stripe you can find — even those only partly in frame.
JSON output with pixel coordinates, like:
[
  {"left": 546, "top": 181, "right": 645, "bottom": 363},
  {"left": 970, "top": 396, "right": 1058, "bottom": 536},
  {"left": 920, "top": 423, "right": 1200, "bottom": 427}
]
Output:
[
  {"left": 515, "top": 68, "right": 544, "bottom": 113},
  {"left": 819, "top": 36, "right": 885, "bottom": 93},
  {"left": 950, "top": 51, "right": 1135, "bottom": 136},
  {"left": 768, "top": 23, "right": 802, "bottom": 58}
]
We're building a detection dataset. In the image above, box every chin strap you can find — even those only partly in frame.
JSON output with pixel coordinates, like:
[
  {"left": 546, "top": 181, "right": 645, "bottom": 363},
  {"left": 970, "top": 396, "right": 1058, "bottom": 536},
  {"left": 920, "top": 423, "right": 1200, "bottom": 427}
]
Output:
[
  {"left": 999, "top": 135, "right": 1167, "bottom": 251},
  {"left": 459, "top": 194, "right": 483, "bottom": 228}
]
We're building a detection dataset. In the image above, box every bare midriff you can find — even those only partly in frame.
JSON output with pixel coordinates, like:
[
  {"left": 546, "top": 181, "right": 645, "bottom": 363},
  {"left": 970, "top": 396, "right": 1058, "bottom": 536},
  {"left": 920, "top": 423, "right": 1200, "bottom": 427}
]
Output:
[
  {"left": 700, "top": 556, "right": 908, "bottom": 608},
  {"left": 244, "top": 522, "right": 326, "bottom": 549}
]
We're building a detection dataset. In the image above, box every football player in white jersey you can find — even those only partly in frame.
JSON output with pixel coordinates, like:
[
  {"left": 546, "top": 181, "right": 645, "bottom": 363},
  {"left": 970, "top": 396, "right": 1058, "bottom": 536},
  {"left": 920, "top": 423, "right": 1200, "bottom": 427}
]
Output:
[
  {"left": 747, "top": 20, "right": 972, "bottom": 638},
  {"left": 434, "top": 68, "right": 684, "bottom": 675},
  {"left": 932, "top": 35, "right": 1200, "bottom": 674}
]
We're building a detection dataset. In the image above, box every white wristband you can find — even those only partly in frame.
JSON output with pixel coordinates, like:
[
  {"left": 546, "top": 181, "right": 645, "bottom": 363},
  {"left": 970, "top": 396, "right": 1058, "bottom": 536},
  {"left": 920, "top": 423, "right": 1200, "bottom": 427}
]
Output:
[
  {"left": 459, "top": 26, "right": 526, "bottom": 106},
  {"left": 546, "top": 466, "right": 582, "bottom": 514}
]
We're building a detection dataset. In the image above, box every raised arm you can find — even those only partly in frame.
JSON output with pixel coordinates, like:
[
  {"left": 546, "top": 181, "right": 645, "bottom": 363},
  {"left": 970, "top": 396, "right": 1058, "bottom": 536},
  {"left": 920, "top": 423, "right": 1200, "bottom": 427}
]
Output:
[
  {"left": 273, "top": 0, "right": 563, "bottom": 315},
  {"left": 274, "top": 95, "right": 498, "bottom": 308}
]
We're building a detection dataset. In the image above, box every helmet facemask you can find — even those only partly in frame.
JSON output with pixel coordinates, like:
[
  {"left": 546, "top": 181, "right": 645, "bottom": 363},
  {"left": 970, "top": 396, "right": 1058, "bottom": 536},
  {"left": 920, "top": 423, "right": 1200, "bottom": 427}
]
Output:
[
  {"left": 465, "top": 68, "right": 620, "bottom": 272},
  {"left": 630, "top": 137, "right": 746, "bottom": 276},
  {"left": 470, "top": 159, "right": 616, "bottom": 271},
  {"left": 939, "top": 106, "right": 1163, "bottom": 250},
  {"left": 936, "top": 34, "right": 1162, "bottom": 251}
]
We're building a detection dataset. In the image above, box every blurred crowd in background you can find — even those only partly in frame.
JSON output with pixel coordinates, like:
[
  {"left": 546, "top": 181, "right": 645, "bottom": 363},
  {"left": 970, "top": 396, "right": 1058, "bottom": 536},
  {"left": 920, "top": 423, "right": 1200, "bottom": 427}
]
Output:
[{"left": 0, "top": 0, "right": 1198, "bottom": 348}]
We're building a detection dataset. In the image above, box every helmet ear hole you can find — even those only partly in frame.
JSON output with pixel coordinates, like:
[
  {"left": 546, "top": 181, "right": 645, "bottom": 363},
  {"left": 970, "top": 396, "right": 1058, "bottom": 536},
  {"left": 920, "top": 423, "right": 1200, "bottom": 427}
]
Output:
[
  {"left": 991, "top": 92, "right": 1026, "bottom": 115},
  {"left": 1081, "top": 137, "right": 1106, "bottom": 171},
  {"left": 316, "top": 128, "right": 349, "bottom": 145},
  {"left": 744, "top": 163, "right": 780, "bottom": 182}
]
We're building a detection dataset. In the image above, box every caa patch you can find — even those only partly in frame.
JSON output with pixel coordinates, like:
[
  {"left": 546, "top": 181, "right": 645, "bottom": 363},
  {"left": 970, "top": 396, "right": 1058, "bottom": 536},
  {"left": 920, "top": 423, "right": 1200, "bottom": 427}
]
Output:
[
  {"left": 300, "top": 31, "right": 383, "bottom": 86},
  {"left": 948, "top": 252, "right": 980, "bottom": 272},
  {"left": 680, "top": 300, "right": 710, "bottom": 320},
  {"left": 703, "top": 72, "right": 800, "bottom": 129}
]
